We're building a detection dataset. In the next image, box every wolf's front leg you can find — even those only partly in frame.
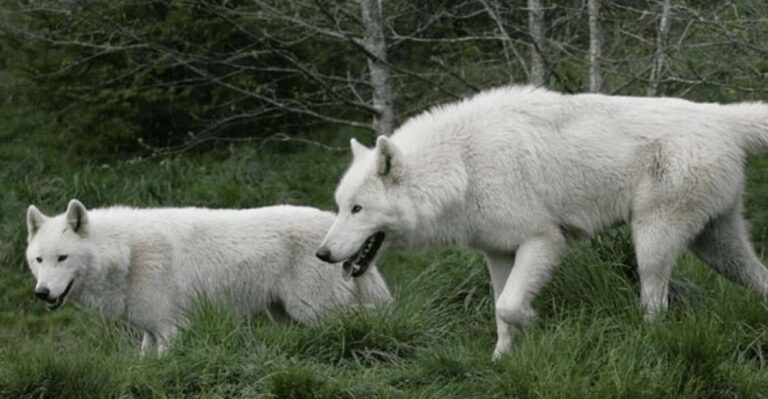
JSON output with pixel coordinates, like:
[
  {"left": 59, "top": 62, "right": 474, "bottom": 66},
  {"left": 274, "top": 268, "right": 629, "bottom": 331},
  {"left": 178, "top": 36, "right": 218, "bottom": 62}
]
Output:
[
  {"left": 155, "top": 324, "right": 178, "bottom": 355},
  {"left": 139, "top": 332, "right": 156, "bottom": 357},
  {"left": 492, "top": 229, "right": 566, "bottom": 359},
  {"left": 484, "top": 252, "right": 515, "bottom": 359}
]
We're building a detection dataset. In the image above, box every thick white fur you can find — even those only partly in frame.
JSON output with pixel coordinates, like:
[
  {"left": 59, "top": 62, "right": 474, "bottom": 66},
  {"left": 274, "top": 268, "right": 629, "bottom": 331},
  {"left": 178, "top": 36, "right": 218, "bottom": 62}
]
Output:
[
  {"left": 320, "top": 85, "right": 768, "bottom": 358},
  {"left": 26, "top": 200, "right": 391, "bottom": 355}
]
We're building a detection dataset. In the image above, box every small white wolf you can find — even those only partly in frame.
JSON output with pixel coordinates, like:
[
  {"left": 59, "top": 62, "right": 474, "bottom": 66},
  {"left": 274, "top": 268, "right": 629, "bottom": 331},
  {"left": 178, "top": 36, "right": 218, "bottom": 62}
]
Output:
[
  {"left": 26, "top": 200, "right": 391, "bottom": 355},
  {"left": 316, "top": 85, "right": 768, "bottom": 358}
]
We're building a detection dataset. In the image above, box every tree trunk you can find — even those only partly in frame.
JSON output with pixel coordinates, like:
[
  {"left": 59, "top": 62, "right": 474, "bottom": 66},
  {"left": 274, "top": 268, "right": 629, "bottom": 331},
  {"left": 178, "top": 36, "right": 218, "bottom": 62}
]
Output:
[
  {"left": 527, "top": 0, "right": 546, "bottom": 86},
  {"left": 358, "top": 0, "right": 394, "bottom": 136},
  {"left": 587, "top": 0, "right": 603, "bottom": 93},
  {"left": 647, "top": 0, "right": 672, "bottom": 96}
]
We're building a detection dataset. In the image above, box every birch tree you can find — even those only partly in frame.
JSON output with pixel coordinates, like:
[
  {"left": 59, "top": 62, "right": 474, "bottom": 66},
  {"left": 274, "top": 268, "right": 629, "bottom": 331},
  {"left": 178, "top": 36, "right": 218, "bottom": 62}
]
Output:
[
  {"left": 357, "top": 0, "right": 394, "bottom": 136},
  {"left": 647, "top": 0, "right": 672, "bottom": 96},
  {"left": 587, "top": 0, "right": 603, "bottom": 93},
  {"left": 527, "top": 0, "right": 546, "bottom": 86}
]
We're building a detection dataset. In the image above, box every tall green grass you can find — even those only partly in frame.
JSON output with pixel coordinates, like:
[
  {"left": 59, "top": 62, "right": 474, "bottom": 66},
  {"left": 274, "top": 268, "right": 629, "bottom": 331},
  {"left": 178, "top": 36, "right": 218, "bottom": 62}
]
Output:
[{"left": 2, "top": 122, "right": 768, "bottom": 397}]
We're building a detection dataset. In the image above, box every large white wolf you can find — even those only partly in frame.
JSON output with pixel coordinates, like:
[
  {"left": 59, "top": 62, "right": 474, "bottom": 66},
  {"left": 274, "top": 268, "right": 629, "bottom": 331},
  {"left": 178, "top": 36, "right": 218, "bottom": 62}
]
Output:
[
  {"left": 26, "top": 200, "right": 391, "bottom": 355},
  {"left": 316, "top": 85, "right": 768, "bottom": 358}
]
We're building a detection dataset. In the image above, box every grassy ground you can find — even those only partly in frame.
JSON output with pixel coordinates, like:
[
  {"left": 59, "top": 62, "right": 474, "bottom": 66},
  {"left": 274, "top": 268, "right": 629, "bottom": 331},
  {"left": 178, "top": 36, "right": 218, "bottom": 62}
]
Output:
[{"left": 3, "top": 111, "right": 768, "bottom": 398}]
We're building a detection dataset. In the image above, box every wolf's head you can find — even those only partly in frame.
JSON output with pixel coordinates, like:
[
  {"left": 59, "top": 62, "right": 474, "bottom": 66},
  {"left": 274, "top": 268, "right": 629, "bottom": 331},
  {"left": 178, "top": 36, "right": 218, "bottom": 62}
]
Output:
[
  {"left": 317, "top": 136, "right": 413, "bottom": 278},
  {"left": 25, "top": 199, "right": 92, "bottom": 310}
]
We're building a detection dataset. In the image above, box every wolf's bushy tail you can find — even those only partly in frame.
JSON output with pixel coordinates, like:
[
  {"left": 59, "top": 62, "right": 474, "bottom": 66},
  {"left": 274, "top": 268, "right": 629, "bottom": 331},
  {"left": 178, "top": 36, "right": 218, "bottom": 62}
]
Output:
[{"left": 730, "top": 102, "right": 768, "bottom": 152}]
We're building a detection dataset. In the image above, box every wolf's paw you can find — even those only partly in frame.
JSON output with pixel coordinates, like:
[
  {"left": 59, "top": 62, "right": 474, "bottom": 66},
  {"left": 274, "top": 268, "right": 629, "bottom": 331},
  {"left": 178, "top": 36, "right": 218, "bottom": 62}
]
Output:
[
  {"left": 492, "top": 338, "right": 512, "bottom": 360},
  {"left": 492, "top": 347, "right": 508, "bottom": 361}
]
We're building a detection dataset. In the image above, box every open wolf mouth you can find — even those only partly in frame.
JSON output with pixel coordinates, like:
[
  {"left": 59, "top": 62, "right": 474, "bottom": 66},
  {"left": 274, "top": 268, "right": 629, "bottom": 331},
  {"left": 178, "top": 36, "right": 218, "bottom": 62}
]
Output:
[
  {"left": 47, "top": 279, "right": 74, "bottom": 311},
  {"left": 342, "top": 232, "right": 385, "bottom": 281}
]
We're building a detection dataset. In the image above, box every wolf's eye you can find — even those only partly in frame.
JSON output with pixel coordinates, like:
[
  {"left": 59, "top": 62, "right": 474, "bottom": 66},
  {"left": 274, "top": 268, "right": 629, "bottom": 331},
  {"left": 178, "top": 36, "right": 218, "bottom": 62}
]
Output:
[
  {"left": 35, "top": 257, "right": 42, "bottom": 263},
  {"left": 351, "top": 205, "right": 362, "bottom": 214},
  {"left": 58, "top": 255, "right": 68, "bottom": 262}
]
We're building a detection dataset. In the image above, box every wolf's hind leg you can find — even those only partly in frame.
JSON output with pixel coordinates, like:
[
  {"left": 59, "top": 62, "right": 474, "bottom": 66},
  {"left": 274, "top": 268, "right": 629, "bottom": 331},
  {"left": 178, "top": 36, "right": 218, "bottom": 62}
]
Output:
[
  {"left": 692, "top": 207, "right": 768, "bottom": 298},
  {"left": 484, "top": 252, "right": 514, "bottom": 359},
  {"left": 281, "top": 293, "right": 324, "bottom": 324},
  {"left": 632, "top": 212, "right": 704, "bottom": 320},
  {"left": 493, "top": 229, "right": 566, "bottom": 358},
  {"left": 155, "top": 325, "right": 178, "bottom": 355},
  {"left": 265, "top": 301, "right": 291, "bottom": 323}
]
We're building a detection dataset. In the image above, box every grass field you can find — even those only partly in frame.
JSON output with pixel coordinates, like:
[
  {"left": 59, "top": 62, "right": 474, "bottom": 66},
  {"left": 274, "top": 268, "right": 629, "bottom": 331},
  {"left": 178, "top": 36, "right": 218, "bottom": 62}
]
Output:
[{"left": 3, "top": 114, "right": 768, "bottom": 398}]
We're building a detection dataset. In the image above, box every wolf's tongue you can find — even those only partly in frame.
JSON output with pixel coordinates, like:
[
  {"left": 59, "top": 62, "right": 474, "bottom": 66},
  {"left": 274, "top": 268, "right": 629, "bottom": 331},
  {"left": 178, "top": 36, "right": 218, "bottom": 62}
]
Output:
[{"left": 342, "top": 260, "right": 354, "bottom": 281}]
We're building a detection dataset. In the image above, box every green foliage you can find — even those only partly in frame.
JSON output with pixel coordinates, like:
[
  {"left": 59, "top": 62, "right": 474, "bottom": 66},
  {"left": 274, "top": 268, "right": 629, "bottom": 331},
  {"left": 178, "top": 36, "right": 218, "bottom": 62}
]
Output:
[
  {"left": 0, "top": 1, "right": 366, "bottom": 158},
  {"left": 0, "top": 347, "right": 125, "bottom": 399}
]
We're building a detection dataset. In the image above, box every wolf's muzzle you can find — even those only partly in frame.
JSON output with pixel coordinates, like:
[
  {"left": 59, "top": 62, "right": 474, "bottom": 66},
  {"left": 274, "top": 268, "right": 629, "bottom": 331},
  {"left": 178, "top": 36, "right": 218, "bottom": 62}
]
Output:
[
  {"left": 316, "top": 246, "right": 333, "bottom": 263},
  {"left": 35, "top": 286, "right": 50, "bottom": 301}
]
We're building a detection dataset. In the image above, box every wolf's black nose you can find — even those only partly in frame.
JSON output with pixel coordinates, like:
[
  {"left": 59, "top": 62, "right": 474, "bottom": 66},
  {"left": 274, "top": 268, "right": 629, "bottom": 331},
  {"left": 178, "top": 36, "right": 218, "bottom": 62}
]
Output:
[
  {"left": 35, "top": 286, "right": 50, "bottom": 301},
  {"left": 316, "top": 247, "right": 333, "bottom": 263}
]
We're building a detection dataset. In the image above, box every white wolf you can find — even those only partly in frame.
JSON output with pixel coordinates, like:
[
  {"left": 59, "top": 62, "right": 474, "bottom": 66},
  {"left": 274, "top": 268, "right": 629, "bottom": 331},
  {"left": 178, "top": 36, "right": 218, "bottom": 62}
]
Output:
[
  {"left": 316, "top": 85, "right": 768, "bottom": 358},
  {"left": 26, "top": 200, "right": 391, "bottom": 355}
]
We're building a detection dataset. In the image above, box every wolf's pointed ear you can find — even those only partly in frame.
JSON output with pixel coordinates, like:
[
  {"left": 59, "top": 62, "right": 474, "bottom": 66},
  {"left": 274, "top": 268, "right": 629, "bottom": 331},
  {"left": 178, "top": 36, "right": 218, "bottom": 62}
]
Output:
[
  {"left": 27, "top": 205, "right": 47, "bottom": 239},
  {"left": 66, "top": 199, "right": 89, "bottom": 234},
  {"left": 350, "top": 138, "right": 370, "bottom": 160},
  {"left": 375, "top": 136, "right": 403, "bottom": 182}
]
